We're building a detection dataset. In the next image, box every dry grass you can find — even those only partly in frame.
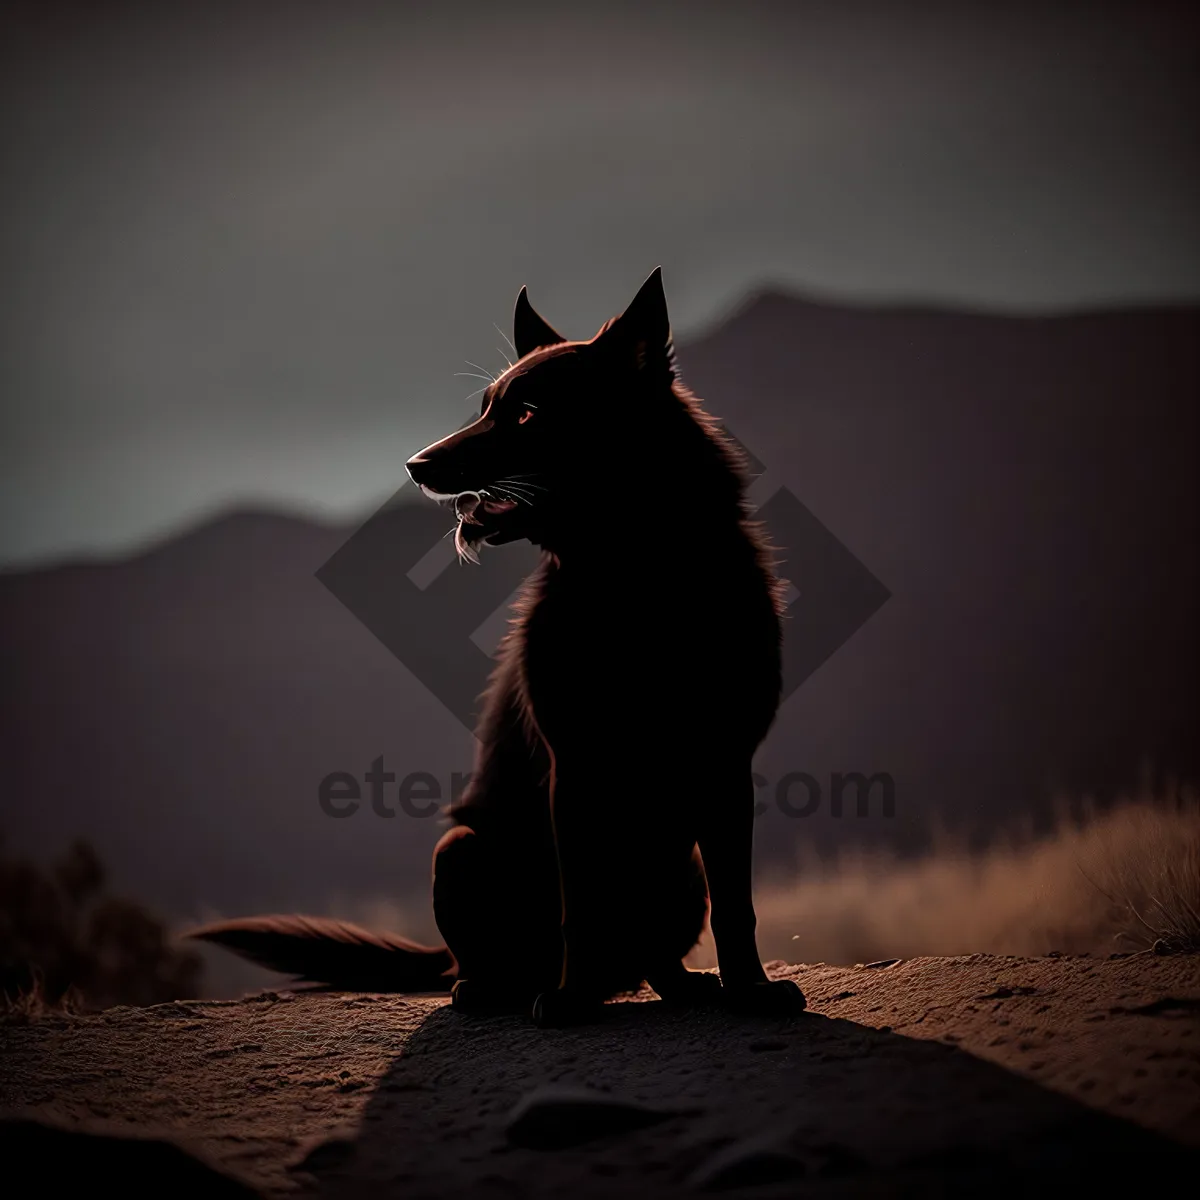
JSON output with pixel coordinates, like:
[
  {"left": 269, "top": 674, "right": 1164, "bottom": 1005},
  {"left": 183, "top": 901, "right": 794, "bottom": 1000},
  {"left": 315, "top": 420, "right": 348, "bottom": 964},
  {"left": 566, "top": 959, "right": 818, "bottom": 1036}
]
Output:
[
  {"left": 349, "top": 788, "right": 1200, "bottom": 978},
  {"left": 1, "top": 973, "right": 83, "bottom": 1024},
  {"left": 1, "top": 836, "right": 204, "bottom": 1013},
  {"left": 205, "top": 788, "right": 1200, "bottom": 997},
  {"left": 725, "top": 784, "right": 1200, "bottom": 967}
]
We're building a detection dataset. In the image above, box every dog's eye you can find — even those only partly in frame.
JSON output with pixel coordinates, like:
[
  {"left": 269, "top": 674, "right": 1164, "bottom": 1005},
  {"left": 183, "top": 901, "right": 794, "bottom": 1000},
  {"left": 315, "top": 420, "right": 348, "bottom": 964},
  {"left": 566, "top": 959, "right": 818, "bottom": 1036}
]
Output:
[{"left": 518, "top": 406, "right": 535, "bottom": 425}]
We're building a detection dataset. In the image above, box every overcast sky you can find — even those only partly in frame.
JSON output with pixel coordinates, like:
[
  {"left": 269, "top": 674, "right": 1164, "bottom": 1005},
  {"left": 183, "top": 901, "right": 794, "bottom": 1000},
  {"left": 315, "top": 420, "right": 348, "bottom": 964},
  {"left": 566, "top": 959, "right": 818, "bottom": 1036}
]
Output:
[{"left": 2, "top": 0, "right": 1197, "bottom": 566}]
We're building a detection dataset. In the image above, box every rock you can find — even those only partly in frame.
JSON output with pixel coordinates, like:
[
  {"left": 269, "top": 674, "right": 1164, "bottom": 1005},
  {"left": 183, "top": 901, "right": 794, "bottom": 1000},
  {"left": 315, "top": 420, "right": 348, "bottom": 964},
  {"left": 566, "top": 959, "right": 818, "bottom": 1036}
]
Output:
[
  {"left": 689, "top": 1129, "right": 856, "bottom": 1191},
  {"left": 291, "top": 1135, "right": 358, "bottom": 1174},
  {"left": 0, "top": 1116, "right": 260, "bottom": 1196},
  {"left": 505, "top": 1085, "right": 683, "bottom": 1150},
  {"left": 692, "top": 1144, "right": 807, "bottom": 1191}
]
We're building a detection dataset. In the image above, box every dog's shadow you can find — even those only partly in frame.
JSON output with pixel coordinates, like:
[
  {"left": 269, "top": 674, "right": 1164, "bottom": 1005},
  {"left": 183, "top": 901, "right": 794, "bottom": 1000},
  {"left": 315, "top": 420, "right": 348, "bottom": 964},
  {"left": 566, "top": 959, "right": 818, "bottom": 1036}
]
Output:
[{"left": 305, "top": 998, "right": 1192, "bottom": 1197}]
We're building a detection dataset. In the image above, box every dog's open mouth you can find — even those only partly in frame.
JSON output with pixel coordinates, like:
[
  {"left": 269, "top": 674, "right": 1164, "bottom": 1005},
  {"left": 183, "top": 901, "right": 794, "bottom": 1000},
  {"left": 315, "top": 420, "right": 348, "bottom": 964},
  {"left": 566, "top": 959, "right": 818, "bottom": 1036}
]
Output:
[
  {"left": 454, "top": 492, "right": 518, "bottom": 524},
  {"left": 480, "top": 498, "right": 518, "bottom": 517},
  {"left": 447, "top": 490, "right": 530, "bottom": 561}
]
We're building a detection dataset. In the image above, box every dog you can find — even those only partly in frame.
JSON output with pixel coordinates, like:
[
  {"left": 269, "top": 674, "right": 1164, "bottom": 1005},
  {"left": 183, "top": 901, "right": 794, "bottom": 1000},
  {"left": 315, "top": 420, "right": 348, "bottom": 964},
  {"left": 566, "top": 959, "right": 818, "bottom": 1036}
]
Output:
[{"left": 193, "top": 269, "right": 805, "bottom": 1026}]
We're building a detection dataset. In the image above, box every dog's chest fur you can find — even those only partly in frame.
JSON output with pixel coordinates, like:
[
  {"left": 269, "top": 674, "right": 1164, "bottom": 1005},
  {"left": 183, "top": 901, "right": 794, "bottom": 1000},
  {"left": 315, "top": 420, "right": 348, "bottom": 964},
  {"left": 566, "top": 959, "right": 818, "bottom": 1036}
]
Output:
[{"left": 510, "top": 541, "right": 781, "bottom": 763}]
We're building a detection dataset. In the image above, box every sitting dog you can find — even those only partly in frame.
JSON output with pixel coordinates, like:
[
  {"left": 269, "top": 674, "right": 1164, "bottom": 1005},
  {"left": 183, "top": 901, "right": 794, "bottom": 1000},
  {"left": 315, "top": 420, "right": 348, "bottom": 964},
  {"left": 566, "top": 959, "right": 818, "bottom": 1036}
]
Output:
[{"left": 194, "top": 269, "right": 805, "bottom": 1026}]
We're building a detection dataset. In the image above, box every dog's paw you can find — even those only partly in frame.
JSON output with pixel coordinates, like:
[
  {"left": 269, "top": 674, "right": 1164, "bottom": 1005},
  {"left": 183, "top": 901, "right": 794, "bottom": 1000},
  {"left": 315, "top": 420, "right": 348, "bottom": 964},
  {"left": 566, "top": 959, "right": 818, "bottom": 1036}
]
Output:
[
  {"left": 649, "top": 969, "right": 725, "bottom": 1008},
  {"left": 450, "top": 978, "right": 533, "bottom": 1016},
  {"left": 531, "top": 988, "right": 607, "bottom": 1029},
  {"left": 722, "top": 979, "right": 807, "bottom": 1016}
]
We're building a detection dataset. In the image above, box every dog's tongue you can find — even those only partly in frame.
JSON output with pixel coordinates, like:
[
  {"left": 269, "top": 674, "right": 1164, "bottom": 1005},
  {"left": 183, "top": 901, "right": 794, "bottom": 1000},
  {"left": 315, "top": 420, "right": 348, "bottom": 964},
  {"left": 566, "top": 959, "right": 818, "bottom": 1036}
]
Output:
[{"left": 483, "top": 499, "right": 518, "bottom": 515}]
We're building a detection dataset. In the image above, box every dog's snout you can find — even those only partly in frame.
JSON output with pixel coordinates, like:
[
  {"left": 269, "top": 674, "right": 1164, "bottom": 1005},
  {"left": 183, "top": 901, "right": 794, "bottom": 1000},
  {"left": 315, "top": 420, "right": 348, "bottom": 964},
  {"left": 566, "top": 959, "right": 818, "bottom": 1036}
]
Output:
[{"left": 405, "top": 454, "right": 433, "bottom": 487}]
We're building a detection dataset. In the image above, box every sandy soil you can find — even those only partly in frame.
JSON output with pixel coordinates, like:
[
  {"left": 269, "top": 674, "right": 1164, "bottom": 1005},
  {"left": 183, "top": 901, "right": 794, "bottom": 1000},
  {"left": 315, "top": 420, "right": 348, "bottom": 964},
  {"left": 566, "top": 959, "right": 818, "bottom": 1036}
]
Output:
[{"left": 3, "top": 954, "right": 1199, "bottom": 1197}]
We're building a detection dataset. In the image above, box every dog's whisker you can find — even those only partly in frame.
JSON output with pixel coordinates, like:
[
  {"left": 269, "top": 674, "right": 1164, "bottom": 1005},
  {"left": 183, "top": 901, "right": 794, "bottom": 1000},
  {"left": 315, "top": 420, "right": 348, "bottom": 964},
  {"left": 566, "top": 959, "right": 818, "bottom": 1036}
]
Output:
[
  {"left": 496, "top": 347, "right": 513, "bottom": 368},
  {"left": 454, "top": 372, "right": 494, "bottom": 384},
  {"left": 489, "top": 487, "right": 528, "bottom": 507},
  {"left": 464, "top": 360, "right": 497, "bottom": 382},
  {"left": 491, "top": 488, "right": 534, "bottom": 504},
  {"left": 493, "top": 322, "right": 518, "bottom": 360},
  {"left": 494, "top": 475, "right": 543, "bottom": 487},
  {"left": 494, "top": 480, "right": 545, "bottom": 496}
]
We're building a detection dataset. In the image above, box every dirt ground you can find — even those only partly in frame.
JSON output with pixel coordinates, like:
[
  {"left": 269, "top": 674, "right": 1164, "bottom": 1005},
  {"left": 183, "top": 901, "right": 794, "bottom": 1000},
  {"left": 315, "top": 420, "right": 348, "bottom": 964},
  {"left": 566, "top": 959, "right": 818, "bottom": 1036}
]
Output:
[{"left": 3, "top": 954, "right": 1198, "bottom": 1197}]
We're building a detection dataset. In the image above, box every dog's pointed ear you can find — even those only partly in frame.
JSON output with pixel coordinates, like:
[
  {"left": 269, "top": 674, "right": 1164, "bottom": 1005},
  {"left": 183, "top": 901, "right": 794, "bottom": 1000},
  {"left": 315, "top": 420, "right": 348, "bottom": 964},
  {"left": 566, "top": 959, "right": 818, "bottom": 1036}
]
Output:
[
  {"left": 513, "top": 286, "right": 566, "bottom": 359},
  {"left": 597, "top": 266, "right": 677, "bottom": 383}
]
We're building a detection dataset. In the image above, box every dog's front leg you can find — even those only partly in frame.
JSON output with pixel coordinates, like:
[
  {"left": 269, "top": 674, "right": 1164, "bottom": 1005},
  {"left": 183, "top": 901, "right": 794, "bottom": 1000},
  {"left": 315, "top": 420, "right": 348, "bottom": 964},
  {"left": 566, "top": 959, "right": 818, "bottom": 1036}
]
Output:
[
  {"left": 697, "top": 766, "right": 807, "bottom": 1016},
  {"left": 531, "top": 767, "right": 616, "bottom": 1028}
]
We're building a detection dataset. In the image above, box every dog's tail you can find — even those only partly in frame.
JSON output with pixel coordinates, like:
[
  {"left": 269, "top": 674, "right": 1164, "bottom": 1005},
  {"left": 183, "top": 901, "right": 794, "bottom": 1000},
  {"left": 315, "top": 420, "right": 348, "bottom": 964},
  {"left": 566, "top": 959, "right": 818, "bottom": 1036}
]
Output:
[{"left": 186, "top": 915, "right": 456, "bottom": 993}]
